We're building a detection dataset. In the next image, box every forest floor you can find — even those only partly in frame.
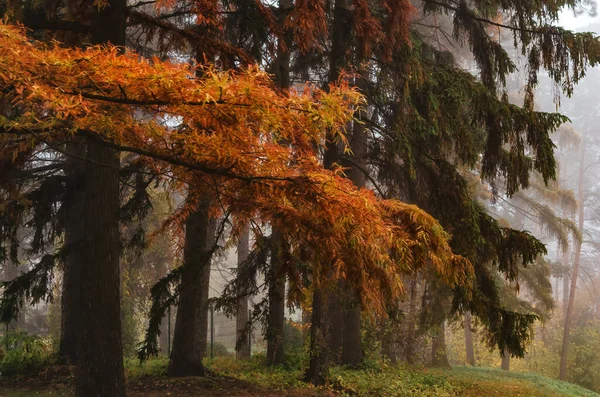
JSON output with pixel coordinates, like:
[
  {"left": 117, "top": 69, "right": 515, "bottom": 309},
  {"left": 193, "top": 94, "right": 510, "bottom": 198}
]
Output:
[{"left": 0, "top": 357, "right": 598, "bottom": 397}]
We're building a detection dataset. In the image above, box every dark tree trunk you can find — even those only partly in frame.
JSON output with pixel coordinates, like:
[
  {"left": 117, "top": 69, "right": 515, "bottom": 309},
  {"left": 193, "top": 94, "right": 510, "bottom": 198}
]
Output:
[
  {"left": 305, "top": 287, "right": 328, "bottom": 385},
  {"left": 75, "top": 141, "right": 125, "bottom": 397},
  {"left": 381, "top": 320, "right": 397, "bottom": 365},
  {"left": 59, "top": 152, "right": 84, "bottom": 363},
  {"left": 236, "top": 224, "right": 251, "bottom": 359},
  {"left": 159, "top": 261, "right": 171, "bottom": 356},
  {"left": 168, "top": 197, "right": 214, "bottom": 376},
  {"left": 404, "top": 277, "right": 418, "bottom": 365},
  {"left": 464, "top": 312, "right": 475, "bottom": 366},
  {"left": 501, "top": 349, "right": 510, "bottom": 371},
  {"left": 266, "top": 230, "right": 286, "bottom": 366},
  {"left": 341, "top": 300, "right": 362, "bottom": 366},
  {"left": 340, "top": 55, "right": 369, "bottom": 367},
  {"left": 75, "top": 3, "right": 126, "bottom": 396},
  {"left": 326, "top": 289, "right": 343, "bottom": 364},
  {"left": 431, "top": 321, "right": 450, "bottom": 368},
  {"left": 263, "top": 0, "right": 293, "bottom": 367},
  {"left": 560, "top": 144, "right": 586, "bottom": 380}
]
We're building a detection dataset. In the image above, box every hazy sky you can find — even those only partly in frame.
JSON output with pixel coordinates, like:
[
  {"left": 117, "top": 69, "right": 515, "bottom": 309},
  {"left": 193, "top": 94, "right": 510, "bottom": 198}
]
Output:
[{"left": 559, "top": 9, "right": 600, "bottom": 31}]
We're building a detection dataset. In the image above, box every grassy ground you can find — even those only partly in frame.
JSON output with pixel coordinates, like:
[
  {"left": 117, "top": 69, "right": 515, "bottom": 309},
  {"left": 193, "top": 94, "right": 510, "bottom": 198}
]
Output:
[{"left": 0, "top": 357, "right": 598, "bottom": 396}]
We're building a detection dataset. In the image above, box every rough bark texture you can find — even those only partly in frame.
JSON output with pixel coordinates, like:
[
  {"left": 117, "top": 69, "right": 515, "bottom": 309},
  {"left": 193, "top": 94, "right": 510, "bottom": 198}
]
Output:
[
  {"left": 75, "top": 141, "right": 125, "bottom": 397},
  {"left": 431, "top": 321, "right": 450, "bottom": 368},
  {"left": 236, "top": 225, "right": 251, "bottom": 359},
  {"left": 305, "top": 287, "right": 328, "bottom": 385},
  {"left": 59, "top": 149, "right": 85, "bottom": 364},
  {"left": 168, "top": 197, "right": 214, "bottom": 376},
  {"left": 75, "top": 2, "right": 126, "bottom": 395},
  {"left": 560, "top": 144, "right": 586, "bottom": 380},
  {"left": 340, "top": 57, "right": 369, "bottom": 367},
  {"left": 464, "top": 312, "right": 475, "bottom": 366}
]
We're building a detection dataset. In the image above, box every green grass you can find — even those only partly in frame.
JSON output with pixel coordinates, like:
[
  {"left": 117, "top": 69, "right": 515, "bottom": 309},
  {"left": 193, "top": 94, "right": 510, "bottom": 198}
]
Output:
[
  {"left": 1, "top": 357, "right": 599, "bottom": 396},
  {"left": 443, "top": 366, "right": 600, "bottom": 397}
]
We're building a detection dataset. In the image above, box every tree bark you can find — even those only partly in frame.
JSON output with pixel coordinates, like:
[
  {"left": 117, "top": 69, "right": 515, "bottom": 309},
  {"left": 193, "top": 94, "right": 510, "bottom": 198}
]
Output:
[
  {"left": 266, "top": 230, "right": 286, "bottom": 366},
  {"left": 464, "top": 312, "right": 475, "bottom": 366},
  {"left": 264, "top": 0, "right": 293, "bottom": 367},
  {"left": 404, "top": 277, "right": 418, "bottom": 365},
  {"left": 559, "top": 144, "right": 585, "bottom": 380},
  {"left": 75, "top": 141, "right": 125, "bottom": 397},
  {"left": 431, "top": 320, "right": 450, "bottom": 368},
  {"left": 305, "top": 287, "right": 328, "bottom": 385},
  {"left": 340, "top": 50, "right": 369, "bottom": 367},
  {"left": 236, "top": 224, "right": 251, "bottom": 359},
  {"left": 59, "top": 152, "right": 84, "bottom": 363},
  {"left": 501, "top": 349, "right": 510, "bottom": 371},
  {"left": 168, "top": 196, "right": 214, "bottom": 376},
  {"left": 75, "top": 2, "right": 126, "bottom": 395},
  {"left": 562, "top": 256, "right": 570, "bottom": 322}
]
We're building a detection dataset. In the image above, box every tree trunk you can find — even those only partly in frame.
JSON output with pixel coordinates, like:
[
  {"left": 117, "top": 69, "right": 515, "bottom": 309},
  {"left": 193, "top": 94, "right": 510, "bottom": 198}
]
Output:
[
  {"left": 559, "top": 144, "right": 586, "bottom": 380},
  {"left": 75, "top": 140, "right": 125, "bottom": 397},
  {"left": 381, "top": 319, "right": 397, "bottom": 365},
  {"left": 236, "top": 224, "right": 251, "bottom": 359},
  {"left": 562, "top": 248, "right": 570, "bottom": 323},
  {"left": 305, "top": 287, "right": 328, "bottom": 385},
  {"left": 159, "top": 260, "right": 171, "bottom": 356},
  {"left": 59, "top": 154, "right": 84, "bottom": 363},
  {"left": 340, "top": 52, "right": 369, "bottom": 367},
  {"left": 75, "top": 3, "right": 126, "bottom": 395},
  {"left": 404, "top": 277, "right": 418, "bottom": 365},
  {"left": 326, "top": 285, "right": 343, "bottom": 364},
  {"left": 264, "top": 0, "right": 294, "bottom": 367},
  {"left": 501, "top": 349, "right": 510, "bottom": 371},
  {"left": 464, "top": 312, "right": 475, "bottom": 366},
  {"left": 168, "top": 197, "right": 214, "bottom": 376},
  {"left": 431, "top": 321, "right": 450, "bottom": 368},
  {"left": 266, "top": 230, "right": 286, "bottom": 366}
]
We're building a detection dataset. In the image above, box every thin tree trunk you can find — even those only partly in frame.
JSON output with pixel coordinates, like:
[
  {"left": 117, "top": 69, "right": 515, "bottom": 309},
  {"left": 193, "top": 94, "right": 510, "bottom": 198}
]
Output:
[
  {"left": 559, "top": 144, "right": 585, "bottom": 380},
  {"left": 431, "top": 320, "right": 450, "bottom": 368},
  {"left": 404, "top": 277, "right": 418, "bottom": 365},
  {"left": 236, "top": 224, "right": 251, "bottom": 359},
  {"left": 168, "top": 197, "right": 214, "bottom": 376},
  {"left": 464, "top": 312, "right": 475, "bottom": 366},
  {"left": 501, "top": 349, "right": 510, "bottom": 371},
  {"left": 75, "top": 2, "right": 126, "bottom": 395},
  {"left": 266, "top": 230, "right": 286, "bottom": 366},
  {"left": 562, "top": 253, "right": 570, "bottom": 322}
]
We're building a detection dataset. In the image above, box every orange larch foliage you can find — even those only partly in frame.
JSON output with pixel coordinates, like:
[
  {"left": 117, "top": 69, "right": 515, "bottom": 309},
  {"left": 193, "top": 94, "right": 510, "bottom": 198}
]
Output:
[{"left": 0, "top": 22, "right": 472, "bottom": 314}]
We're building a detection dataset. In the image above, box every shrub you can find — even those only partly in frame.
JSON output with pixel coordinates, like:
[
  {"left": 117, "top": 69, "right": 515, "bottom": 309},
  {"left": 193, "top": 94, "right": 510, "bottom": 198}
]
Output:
[{"left": 0, "top": 331, "right": 54, "bottom": 376}]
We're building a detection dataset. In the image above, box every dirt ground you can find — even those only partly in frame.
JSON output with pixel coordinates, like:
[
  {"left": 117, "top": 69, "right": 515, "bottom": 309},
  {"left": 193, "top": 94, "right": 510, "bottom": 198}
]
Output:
[{"left": 0, "top": 367, "right": 328, "bottom": 397}]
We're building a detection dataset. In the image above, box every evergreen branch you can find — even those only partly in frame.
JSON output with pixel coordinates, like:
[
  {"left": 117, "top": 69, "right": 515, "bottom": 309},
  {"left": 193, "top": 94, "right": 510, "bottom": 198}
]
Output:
[{"left": 0, "top": 254, "right": 57, "bottom": 323}]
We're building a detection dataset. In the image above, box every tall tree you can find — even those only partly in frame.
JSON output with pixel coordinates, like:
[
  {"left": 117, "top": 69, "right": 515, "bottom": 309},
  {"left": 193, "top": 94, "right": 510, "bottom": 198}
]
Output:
[
  {"left": 560, "top": 143, "right": 586, "bottom": 380},
  {"left": 236, "top": 224, "right": 251, "bottom": 359},
  {"left": 75, "top": 0, "right": 127, "bottom": 395},
  {"left": 168, "top": 196, "right": 215, "bottom": 376}
]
